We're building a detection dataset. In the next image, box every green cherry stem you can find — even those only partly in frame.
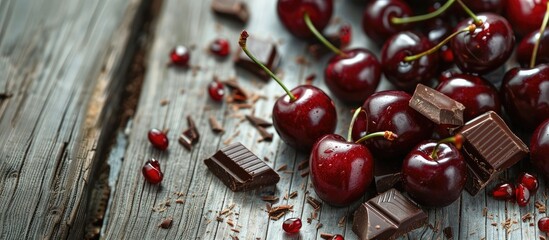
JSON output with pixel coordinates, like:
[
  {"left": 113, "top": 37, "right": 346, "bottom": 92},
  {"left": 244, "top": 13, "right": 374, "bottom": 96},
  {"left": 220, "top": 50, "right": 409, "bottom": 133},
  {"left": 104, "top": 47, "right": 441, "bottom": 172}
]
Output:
[
  {"left": 304, "top": 13, "right": 344, "bottom": 56},
  {"left": 355, "top": 131, "right": 398, "bottom": 144},
  {"left": 392, "top": 0, "right": 455, "bottom": 25},
  {"left": 531, "top": 1, "right": 549, "bottom": 68},
  {"left": 404, "top": 24, "right": 476, "bottom": 62},
  {"left": 239, "top": 31, "right": 296, "bottom": 102},
  {"left": 430, "top": 134, "right": 464, "bottom": 160},
  {"left": 347, "top": 108, "right": 363, "bottom": 142},
  {"left": 456, "top": 0, "right": 482, "bottom": 26}
]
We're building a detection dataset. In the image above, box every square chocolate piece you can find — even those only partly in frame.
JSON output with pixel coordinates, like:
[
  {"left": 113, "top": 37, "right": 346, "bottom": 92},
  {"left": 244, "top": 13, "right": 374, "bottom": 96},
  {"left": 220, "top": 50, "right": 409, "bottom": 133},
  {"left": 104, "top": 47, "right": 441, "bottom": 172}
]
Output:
[
  {"left": 235, "top": 36, "right": 280, "bottom": 81},
  {"left": 211, "top": 0, "right": 249, "bottom": 23},
  {"left": 204, "top": 142, "right": 280, "bottom": 191},
  {"left": 409, "top": 84, "right": 465, "bottom": 126}
]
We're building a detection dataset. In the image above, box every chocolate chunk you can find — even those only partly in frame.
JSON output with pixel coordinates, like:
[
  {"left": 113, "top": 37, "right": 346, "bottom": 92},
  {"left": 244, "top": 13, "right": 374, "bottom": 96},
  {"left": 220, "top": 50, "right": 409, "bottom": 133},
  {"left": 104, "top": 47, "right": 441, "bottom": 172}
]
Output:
[
  {"left": 235, "top": 36, "right": 280, "bottom": 81},
  {"left": 409, "top": 84, "right": 465, "bottom": 126},
  {"left": 256, "top": 126, "right": 273, "bottom": 142},
  {"left": 375, "top": 172, "right": 403, "bottom": 194},
  {"left": 464, "top": 164, "right": 500, "bottom": 195},
  {"left": 211, "top": 0, "right": 249, "bottom": 23},
  {"left": 159, "top": 217, "right": 173, "bottom": 229},
  {"left": 456, "top": 111, "right": 529, "bottom": 195},
  {"left": 179, "top": 116, "right": 200, "bottom": 150},
  {"left": 352, "top": 189, "right": 427, "bottom": 240},
  {"left": 204, "top": 142, "right": 280, "bottom": 191},
  {"left": 209, "top": 116, "right": 224, "bottom": 133},
  {"left": 245, "top": 115, "right": 272, "bottom": 128}
]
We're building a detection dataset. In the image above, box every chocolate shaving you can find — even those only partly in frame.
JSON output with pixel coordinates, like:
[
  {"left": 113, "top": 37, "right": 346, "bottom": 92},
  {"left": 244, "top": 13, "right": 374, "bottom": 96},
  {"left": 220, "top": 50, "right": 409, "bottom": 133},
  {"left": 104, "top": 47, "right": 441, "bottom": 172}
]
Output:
[
  {"left": 245, "top": 115, "right": 272, "bottom": 127},
  {"left": 338, "top": 216, "right": 346, "bottom": 227},
  {"left": 443, "top": 226, "right": 453, "bottom": 240},
  {"left": 320, "top": 233, "right": 334, "bottom": 239},
  {"left": 521, "top": 213, "right": 532, "bottom": 222},
  {"left": 211, "top": 0, "right": 249, "bottom": 23},
  {"left": 306, "top": 196, "right": 322, "bottom": 210},
  {"left": 159, "top": 217, "right": 173, "bottom": 229},
  {"left": 276, "top": 164, "right": 287, "bottom": 172},
  {"left": 209, "top": 116, "right": 224, "bottom": 133},
  {"left": 261, "top": 195, "right": 279, "bottom": 202},
  {"left": 297, "top": 160, "right": 309, "bottom": 170},
  {"left": 0, "top": 93, "right": 13, "bottom": 99},
  {"left": 300, "top": 170, "right": 309, "bottom": 177},
  {"left": 256, "top": 126, "right": 273, "bottom": 142},
  {"left": 268, "top": 204, "right": 293, "bottom": 220},
  {"left": 160, "top": 99, "right": 170, "bottom": 106},
  {"left": 288, "top": 191, "right": 297, "bottom": 199}
]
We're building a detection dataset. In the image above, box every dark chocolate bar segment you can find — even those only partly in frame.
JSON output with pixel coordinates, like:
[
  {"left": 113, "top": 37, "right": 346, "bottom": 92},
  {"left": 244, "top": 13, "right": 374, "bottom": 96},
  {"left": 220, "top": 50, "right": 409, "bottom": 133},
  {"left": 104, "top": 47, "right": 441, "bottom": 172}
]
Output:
[
  {"left": 409, "top": 84, "right": 465, "bottom": 126},
  {"left": 211, "top": 0, "right": 249, "bottom": 23},
  {"left": 352, "top": 189, "right": 427, "bottom": 239},
  {"left": 204, "top": 142, "right": 280, "bottom": 191},
  {"left": 235, "top": 36, "right": 280, "bottom": 81}
]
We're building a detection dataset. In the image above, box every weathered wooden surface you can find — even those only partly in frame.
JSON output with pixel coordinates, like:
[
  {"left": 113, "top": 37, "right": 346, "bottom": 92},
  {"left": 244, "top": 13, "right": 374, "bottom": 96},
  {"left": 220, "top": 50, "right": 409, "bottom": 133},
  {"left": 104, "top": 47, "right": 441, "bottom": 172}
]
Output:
[{"left": 0, "top": 0, "right": 146, "bottom": 238}]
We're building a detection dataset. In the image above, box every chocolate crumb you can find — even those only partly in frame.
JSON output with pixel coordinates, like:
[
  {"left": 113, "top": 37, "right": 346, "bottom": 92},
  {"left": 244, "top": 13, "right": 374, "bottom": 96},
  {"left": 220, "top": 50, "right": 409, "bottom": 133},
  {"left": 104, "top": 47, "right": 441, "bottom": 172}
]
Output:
[
  {"left": 338, "top": 216, "right": 345, "bottom": 227},
  {"left": 316, "top": 223, "right": 323, "bottom": 229},
  {"left": 263, "top": 156, "right": 269, "bottom": 162},
  {"left": 0, "top": 93, "right": 13, "bottom": 99},
  {"left": 230, "top": 235, "right": 239, "bottom": 240},
  {"left": 227, "top": 219, "right": 235, "bottom": 227},
  {"left": 288, "top": 191, "right": 298, "bottom": 199},
  {"left": 231, "top": 228, "right": 240, "bottom": 233},
  {"left": 443, "top": 226, "right": 453, "bottom": 239},
  {"left": 307, "top": 217, "right": 312, "bottom": 224},
  {"left": 482, "top": 207, "right": 488, "bottom": 217},
  {"left": 300, "top": 170, "right": 309, "bottom": 177},
  {"left": 256, "top": 126, "right": 273, "bottom": 142},
  {"left": 159, "top": 217, "right": 173, "bottom": 229},
  {"left": 160, "top": 99, "right": 170, "bottom": 106},
  {"left": 216, "top": 216, "right": 224, "bottom": 222},
  {"left": 261, "top": 195, "right": 279, "bottom": 202},
  {"left": 320, "top": 233, "right": 334, "bottom": 239},
  {"left": 536, "top": 201, "right": 547, "bottom": 213},
  {"left": 175, "top": 199, "right": 185, "bottom": 204},
  {"left": 521, "top": 213, "right": 532, "bottom": 222},
  {"left": 208, "top": 116, "right": 224, "bottom": 133},
  {"left": 277, "top": 164, "right": 288, "bottom": 172},
  {"left": 297, "top": 160, "right": 309, "bottom": 170},
  {"left": 245, "top": 115, "right": 272, "bottom": 127},
  {"left": 306, "top": 196, "right": 322, "bottom": 210}
]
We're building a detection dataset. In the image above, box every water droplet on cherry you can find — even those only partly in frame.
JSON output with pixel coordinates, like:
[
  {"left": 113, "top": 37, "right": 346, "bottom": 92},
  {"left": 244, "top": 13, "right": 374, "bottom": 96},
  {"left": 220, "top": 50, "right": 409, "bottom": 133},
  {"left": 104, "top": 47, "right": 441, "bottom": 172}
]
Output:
[
  {"left": 517, "top": 172, "right": 539, "bottom": 194},
  {"left": 148, "top": 129, "right": 169, "bottom": 150},
  {"left": 209, "top": 38, "right": 230, "bottom": 57},
  {"left": 170, "top": 45, "right": 190, "bottom": 67},
  {"left": 208, "top": 79, "right": 225, "bottom": 102},
  {"left": 492, "top": 182, "right": 515, "bottom": 200},
  {"left": 142, "top": 159, "right": 163, "bottom": 184},
  {"left": 282, "top": 217, "right": 302, "bottom": 234},
  {"left": 516, "top": 183, "right": 530, "bottom": 207}
]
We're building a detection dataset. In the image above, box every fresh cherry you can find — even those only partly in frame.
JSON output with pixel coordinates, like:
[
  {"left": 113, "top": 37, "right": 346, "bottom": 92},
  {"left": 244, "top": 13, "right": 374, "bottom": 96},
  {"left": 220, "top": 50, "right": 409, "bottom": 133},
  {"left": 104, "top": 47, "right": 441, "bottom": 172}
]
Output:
[
  {"left": 209, "top": 38, "right": 230, "bottom": 57},
  {"left": 208, "top": 79, "right": 225, "bottom": 102},
  {"left": 531, "top": 119, "right": 549, "bottom": 179},
  {"left": 451, "top": 13, "right": 515, "bottom": 74},
  {"left": 142, "top": 159, "right": 163, "bottom": 184},
  {"left": 517, "top": 173, "right": 539, "bottom": 194},
  {"left": 277, "top": 0, "right": 333, "bottom": 39},
  {"left": 170, "top": 45, "right": 190, "bottom": 67},
  {"left": 352, "top": 91, "right": 433, "bottom": 160},
  {"left": 148, "top": 129, "right": 169, "bottom": 150},
  {"left": 402, "top": 135, "right": 467, "bottom": 207},
  {"left": 539, "top": 217, "right": 549, "bottom": 232},
  {"left": 506, "top": 0, "right": 548, "bottom": 37},
  {"left": 516, "top": 30, "right": 549, "bottom": 67},
  {"left": 240, "top": 31, "right": 337, "bottom": 151},
  {"left": 362, "top": 0, "right": 413, "bottom": 44},
  {"left": 491, "top": 182, "right": 515, "bottom": 200},
  {"left": 462, "top": 0, "right": 505, "bottom": 15},
  {"left": 516, "top": 183, "right": 530, "bottom": 207},
  {"left": 282, "top": 217, "right": 302, "bottom": 234}
]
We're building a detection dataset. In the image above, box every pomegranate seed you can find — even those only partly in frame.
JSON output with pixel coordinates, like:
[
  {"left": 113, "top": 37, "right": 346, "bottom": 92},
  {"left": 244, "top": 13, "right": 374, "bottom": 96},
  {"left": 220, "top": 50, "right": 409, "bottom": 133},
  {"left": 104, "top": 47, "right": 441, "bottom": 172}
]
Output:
[
  {"left": 331, "top": 234, "right": 344, "bottom": 240},
  {"left": 539, "top": 217, "right": 549, "bottom": 232},
  {"left": 148, "top": 129, "right": 169, "bottom": 150},
  {"left": 208, "top": 80, "right": 225, "bottom": 102},
  {"left": 339, "top": 24, "right": 352, "bottom": 48},
  {"left": 517, "top": 172, "right": 539, "bottom": 194},
  {"left": 491, "top": 182, "right": 515, "bottom": 200},
  {"left": 142, "top": 159, "right": 163, "bottom": 184},
  {"left": 209, "top": 38, "right": 230, "bottom": 57},
  {"left": 170, "top": 45, "right": 190, "bottom": 67},
  {"left": 282, "top": 217, "right": 302, "bottom": 234},
  {"left": 516, "top": 183, "right": 530, "bottom": 207}
]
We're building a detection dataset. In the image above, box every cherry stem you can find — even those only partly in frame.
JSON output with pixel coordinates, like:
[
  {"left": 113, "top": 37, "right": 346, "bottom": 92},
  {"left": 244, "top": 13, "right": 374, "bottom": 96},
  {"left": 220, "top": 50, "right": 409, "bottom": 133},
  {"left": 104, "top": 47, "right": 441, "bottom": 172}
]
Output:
[
  {"left": 239, "top": 31, "right": 296, "bottom": 101},
  {"left": 392, "top": 0, "right": 455, "bottom": 25},
  {"left": 304, "top": 13, "right": 344, "bottom": 56},
  {"left": 355, "top": 131, "right": 397, "bottom": 144},
  {"left": 531, "top": 1, "right": 549, "bottom": 68},
  {"left": 404, "top": 24, "right": 476, "bottom": 62},
  {"left": 456, "top": 0, "right": 482, "bottom": 26},
  {"left": 430, "top": 134, "right": 463, "bottom": 160},
  {"left": 347, "top": 107, "right": 363, "bottom": 142}
]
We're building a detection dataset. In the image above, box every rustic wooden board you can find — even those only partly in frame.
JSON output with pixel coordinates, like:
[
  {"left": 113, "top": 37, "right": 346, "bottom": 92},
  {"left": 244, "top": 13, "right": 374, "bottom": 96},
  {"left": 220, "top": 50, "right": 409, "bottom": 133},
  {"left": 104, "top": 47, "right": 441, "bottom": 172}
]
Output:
[{"left": 0, "top": 0, "right": 146, "bottom": 238}]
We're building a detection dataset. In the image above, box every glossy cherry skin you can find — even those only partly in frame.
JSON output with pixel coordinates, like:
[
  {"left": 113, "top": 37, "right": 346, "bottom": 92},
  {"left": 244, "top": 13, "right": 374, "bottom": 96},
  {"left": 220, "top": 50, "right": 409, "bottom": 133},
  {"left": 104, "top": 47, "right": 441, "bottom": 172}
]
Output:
[
  {"left": 352, "top": 91, "right": 433, "bottom": 160},
  {"left": 463, "top": 0, "right": 505, "bottom": 14},
  {"left": 170, "top": 45, "right": 190, "bottom": 67},
  {"left": 277, "top": 0, "right": 333, "bottom": 39},
  {"left": 539, "top": 217, "right": 549, "bottom": 232},
  {"left": 402, "top": 141, "right": 466, "bottom": 207},
  {"left": 148, "top": 129, "right": 169, "bottom": 150},
  {"left": 362, "top": 0, "right": 413, "bottom": 44},
  {"left": 531, "top": 119, "right": 549, "bottom": 179},
  {"left": 517, "top": 172, "right": 539, "bottom": 194},
  {"left": 273, "top": 85, "right": 337, "bottom": 151},
  {"left": 423, "top": 17, "right": 454, "bottom": 72},
  {"left": 491, "top": 182, "right": 515, "bottom": 200},
  {"left": 324, "top": 49, "right": 381, "bottom": 104},
  {"left": 310, "top": 134, "right": 374, "bottom": 206},
  {"left": 209, "top": 38, "right": 230, "bottom": 57},
  {"left": 506, "top": 0, "right": 548, "bottom": 37},
  {"left": 208, "top": 80, "right": 225, "bottom": 102},
  {"left": 436, "top": 73, "right": 501, "bottom": 121},
  {"left": 501, "top": 64, "right": 549, "bottom": 130},
  {"left": 516, "top": 183, "right": 531, "bottom": 206},
  {"left": 381, "top": 31, "right": 437, "bottom": 92},
  {"left": 451, "top": 14, "right": 515, "bottom": 74},
  {"left": 282, "top": 218, "right": 302, "bottom": 233},
  {"left": 517, "top": 30, "right": 549, "bottom": 67},
  {"left": 142, "top": 159, "right": 163, "bottom": 184}
]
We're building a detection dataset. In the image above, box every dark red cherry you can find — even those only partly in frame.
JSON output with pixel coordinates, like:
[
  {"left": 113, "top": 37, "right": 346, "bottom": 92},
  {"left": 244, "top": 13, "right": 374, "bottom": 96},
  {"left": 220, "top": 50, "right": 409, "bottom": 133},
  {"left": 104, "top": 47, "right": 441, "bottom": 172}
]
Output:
[
  {"left": 352, "top": 91, "right": 433, "bottom": 160},
  {"left": 516, "top": 183, "right": 530, "bottom": 206},
  {"left": 381, "top": 31, "right": 437, "bottom": 92},
  {"left": 148, "top": 129, "right": 169, "bottom": 150},
  {"left": 277, "top": 0, "right": 333, "bottom": 39},
  {"left": 170, "top": 45, "right": 190, "bottom": 67},
  {"left": 282, "top": 217, "right": 302, "bottom": 233},
  {"left": 531, "top": 119, "right": 549, "bottom": 179},
  {"left": 517, "top": 30, "right": 549, "bottom": 67},
  {"left": 506, "top": 0, "right": 548, "bottom": 37},
  {"left": 539, "top": 217, "right": 549, "bottom": 232},
  {"left": 208, "top": 79, "right": 225, "bottom": 102},
  {"left": 362, "top": 0, "right": 413, "bottom": 44},
  {"left": 501, "top": 64, "right": 549, "bottom": 130},
  {"left": 209, "top": 38, "right": 230, "bottom": 57},
  {"left": 142, "top": 159, "right": 163, "bottom": 184},
  {"left": 331, "top": 234, "right": 344, "bottom": 240},
  {"left": 423, "top": 17, "right": 454, "bottom": 72},
  {"left": 491, "top": 182, "right": 515, "bottom": 200},
  {"left": 462, "top": 0, "right": 505, "bottom": 15},
  {"left": 324, "top": 48, "right": 381, "bottom": 104},
  {"left": 402, "top": 140, "right": 466, "bottom": 207},
  {"left": 517, "top": 173, "right": 539, "bottom": 194},
  {"left": 451, "top": 13, "right": 515, "bottom": 74},
  {"left": 436, "top": 73, "right": 501, "bottom": 121}
]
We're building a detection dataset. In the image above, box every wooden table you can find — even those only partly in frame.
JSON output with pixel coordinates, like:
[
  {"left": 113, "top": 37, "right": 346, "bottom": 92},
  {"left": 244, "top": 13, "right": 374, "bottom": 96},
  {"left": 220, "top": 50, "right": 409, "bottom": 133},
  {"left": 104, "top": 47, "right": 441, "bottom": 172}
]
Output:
[{"left": 0, "top": 0, "right": 545, "bottom": 239}]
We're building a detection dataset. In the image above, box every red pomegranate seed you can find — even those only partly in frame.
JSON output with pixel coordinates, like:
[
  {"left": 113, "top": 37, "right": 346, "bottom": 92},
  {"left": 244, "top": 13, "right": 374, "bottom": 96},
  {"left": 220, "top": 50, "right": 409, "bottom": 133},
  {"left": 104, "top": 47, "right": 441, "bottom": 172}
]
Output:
[
  {"left": 282, "top": 217, "right": 302, "bottom": 234},
  {"left": 539, "top": 217, "right": 549, "bottom": 232},
  {"left": 142, "top": 159, "right": 163, "bottom": 184},
  {"left": 208, "top": 80, "right": 225, "bottom": 102},
  {"left": 491, "top": 182, "right": 515, "bottom": 200},
  {"left": 516, "top": 183, "right": 530, "bottom": 207},
  {"left": 170, "top": 45, "right": 190, "bottom": 67},
  {"left": 148, "top": 129, "right": 169, "bottom": 150},
  {"left": 339, "top": 24, "right": 352, "bottom": 47},
  {"left": 331, "top": 234, "right": 344, "bottom": 240},
  {"left": 517, "top": 172, "right": 539, "bottom": 194},
  {"left": 209, "top": 38, "right": 230, "bottom": 57}
]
